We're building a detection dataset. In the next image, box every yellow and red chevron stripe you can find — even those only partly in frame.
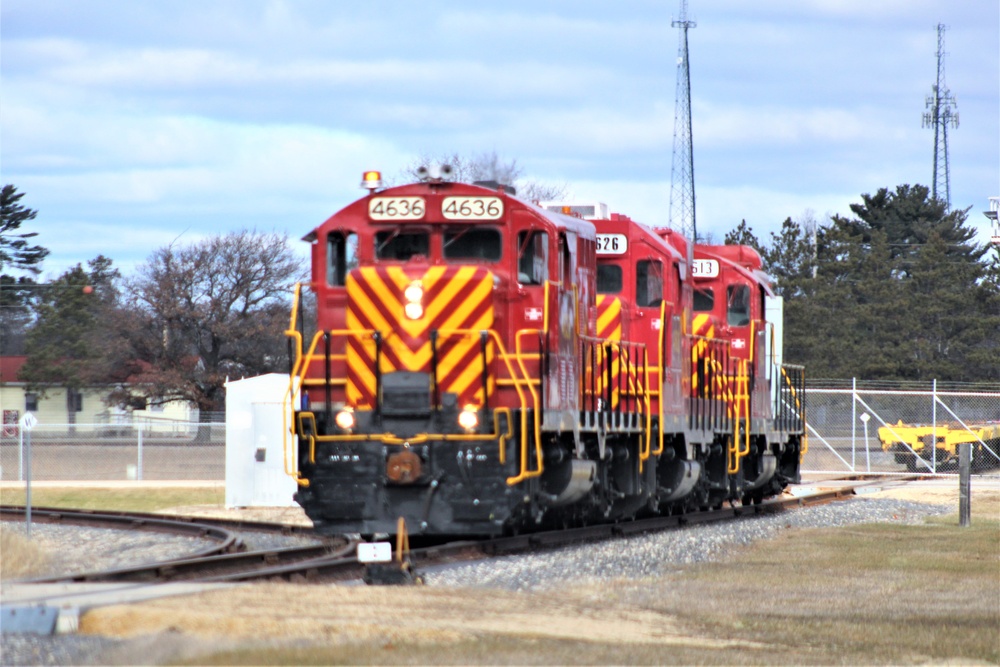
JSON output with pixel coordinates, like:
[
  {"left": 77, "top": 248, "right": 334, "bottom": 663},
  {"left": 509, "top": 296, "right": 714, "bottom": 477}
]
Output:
[
  {"left": 690, "top": 313, "right": 734, "bottom": 403},
  {"left": 345, "top": 266, "right": 495, "bottom": 409},
  {"left": 594, "top": 295, "right": 622, "bottom": 408},
  {"left": 690, "top": 313, "right": 713, "bottom": 397}
]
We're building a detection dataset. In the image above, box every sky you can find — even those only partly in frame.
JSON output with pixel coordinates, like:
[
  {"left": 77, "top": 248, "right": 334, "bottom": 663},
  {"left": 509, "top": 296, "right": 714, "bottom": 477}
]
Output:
[{"left": 2, "top": 0, "right": 998, "bottom": 280}]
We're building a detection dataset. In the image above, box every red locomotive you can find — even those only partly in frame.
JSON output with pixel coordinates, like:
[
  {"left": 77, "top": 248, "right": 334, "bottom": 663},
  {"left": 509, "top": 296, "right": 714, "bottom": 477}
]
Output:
[{"left": 284, "top": 170, "right": 805, "bottom": 537}]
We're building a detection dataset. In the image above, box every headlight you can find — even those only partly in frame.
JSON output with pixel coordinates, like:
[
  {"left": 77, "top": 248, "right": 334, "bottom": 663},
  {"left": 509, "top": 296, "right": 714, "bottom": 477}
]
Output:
[
  {"left": 404, "top": 281, "right": 423, "bottom": 320},
  {"left": 458, "top": 406, "right": 479, "bottom": 431},
  {"left": 335, "top": 408, "right": 355, "bottom": 431},
  {"left": 404, "top": 282, "right": 423, "bottom": 303}
]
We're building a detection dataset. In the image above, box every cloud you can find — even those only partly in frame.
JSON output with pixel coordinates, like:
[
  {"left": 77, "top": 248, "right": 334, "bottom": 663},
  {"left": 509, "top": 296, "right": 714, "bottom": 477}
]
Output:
[{"left": 3, "top": 0, "right": 995, "bottom": 281}]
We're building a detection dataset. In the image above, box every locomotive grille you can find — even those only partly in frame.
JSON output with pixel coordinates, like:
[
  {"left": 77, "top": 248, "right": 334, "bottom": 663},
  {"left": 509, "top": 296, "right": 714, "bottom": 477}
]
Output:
[{"left": 345, "top": 266, "right": 495, "bottom": 410}]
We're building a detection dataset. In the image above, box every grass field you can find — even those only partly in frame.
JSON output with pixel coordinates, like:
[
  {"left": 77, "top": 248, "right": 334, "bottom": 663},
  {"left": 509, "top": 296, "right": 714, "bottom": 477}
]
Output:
[
  {"left": 187, "top": 496, "right": 998, "bottom": 666},
  {"left": 0, "top": 486, "right": 224, "bottom": 512}
]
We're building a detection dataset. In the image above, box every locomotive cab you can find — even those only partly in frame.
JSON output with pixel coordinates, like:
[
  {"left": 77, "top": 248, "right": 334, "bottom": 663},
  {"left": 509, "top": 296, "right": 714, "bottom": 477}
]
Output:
[{"left": 287, "top": 174, "right": 634, "bottom": 537}]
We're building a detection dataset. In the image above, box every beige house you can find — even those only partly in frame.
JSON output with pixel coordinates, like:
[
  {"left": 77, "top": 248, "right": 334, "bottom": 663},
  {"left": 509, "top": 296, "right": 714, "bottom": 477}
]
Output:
[{"left": 0, "top": 355, "right": 195, "bottom": 434}]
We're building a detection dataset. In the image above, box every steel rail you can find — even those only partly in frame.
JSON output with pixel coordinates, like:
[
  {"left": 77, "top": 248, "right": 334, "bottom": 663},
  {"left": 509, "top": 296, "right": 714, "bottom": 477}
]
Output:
[
  {"left": 19, "top": 543, "right": 355, "bottom": 584},
  {"left": 4, "top": 477, "right": 908, "bottom": 586},
  {"left": 0, "top": 505, "right": 316, "bottom": 538},
  {"left": 1, "top": 506, "right": 241, "bottom": 559},
  {"left": 197, "top": 479, "right": 890, "bottom": 584}
]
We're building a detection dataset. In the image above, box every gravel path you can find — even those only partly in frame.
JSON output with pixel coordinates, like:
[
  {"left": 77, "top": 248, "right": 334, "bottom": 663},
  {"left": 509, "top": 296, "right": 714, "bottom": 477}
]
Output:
[
  {"left": 1, "top": 496, "right": 952, "bottom": 666},
  {"left": 1, "top": 521, "right": 324, "bottom": 580}
]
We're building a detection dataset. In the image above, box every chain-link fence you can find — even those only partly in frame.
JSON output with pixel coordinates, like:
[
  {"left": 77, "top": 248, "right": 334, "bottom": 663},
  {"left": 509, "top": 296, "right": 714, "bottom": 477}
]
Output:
[
  {"left": 3, "top": 381, "right": 998, "bottom": 482},
  {"left": 0, "top": 422, "right": 224, "bottom": 481},
  {"left": 803, "top": 380, "right": 1000, "bottom": 476}
]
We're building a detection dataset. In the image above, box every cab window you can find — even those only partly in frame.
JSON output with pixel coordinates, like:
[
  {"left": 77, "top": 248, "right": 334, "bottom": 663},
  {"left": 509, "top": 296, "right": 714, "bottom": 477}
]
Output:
[
  {"left": 517, "top": 230, "right": 548, "bottom": 285},
  {"left": 694, "top": 288, "right": 714, "bottom": 312},
  {"left": 597, "top": 264, "right": 622, "bottom": 293},
  {"left": 327, "top": 232, "right": 358, "bottom": 286},
  {"left": 727, "top": 284, "right": 751, "bottom": 326},
  {"left": 635, "top": 260, "right": 663, "bottom": 307},
  {"left": 375, "top": 230, "right": 429, "bottom": 260},
  {"left": 444, "top": 228, "right": 501, "bottom": 261}
]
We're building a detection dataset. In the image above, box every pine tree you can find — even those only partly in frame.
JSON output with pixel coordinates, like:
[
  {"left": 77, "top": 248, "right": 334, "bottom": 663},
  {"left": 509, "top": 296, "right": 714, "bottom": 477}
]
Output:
[{"left": 20, "top": 256, "right": 120, "bottom": 393}]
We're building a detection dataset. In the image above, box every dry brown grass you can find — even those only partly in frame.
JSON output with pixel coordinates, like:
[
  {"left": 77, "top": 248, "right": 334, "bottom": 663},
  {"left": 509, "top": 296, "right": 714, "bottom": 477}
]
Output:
[
  {"left": 0, "top": 527, "right": 51, "bottom": 578},
  {"left": 8, "top": 482, "right": 998, "bottom": 665},
  {"left": 76, "top": 492, "right": 999, "bottom": 666}
]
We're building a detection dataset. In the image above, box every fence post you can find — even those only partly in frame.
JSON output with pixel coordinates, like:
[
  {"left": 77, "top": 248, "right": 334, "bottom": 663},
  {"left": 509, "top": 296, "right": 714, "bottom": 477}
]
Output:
[
  {"left": 851, "top": 377, "right": 857, "bottom": 471},
  {"left": 959, "top": 441, "right": 971, "bottom": 527},
  {"left": 25, "top": 427, "right": 32, "bottom": 538},
  {"left": 932, "top": 379, "right": 938, "bottom": 474},
  {"left": 18, "top": 426, "right": 23, "bottom": 481},
  {"left": 860, "top": 412, "right": 871, "bottom": 472},
  {"left": 137, "top": 425, "right": 144, "bottom": 481}
]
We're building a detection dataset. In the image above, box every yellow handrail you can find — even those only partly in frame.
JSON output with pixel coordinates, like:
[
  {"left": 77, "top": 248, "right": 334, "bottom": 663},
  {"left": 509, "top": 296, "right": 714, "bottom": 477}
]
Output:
[
  {"left": 506, "top": 280, "right": 553, "bottom": 484},
  {"left": 728, "top": 358, "right": 751, "bottom": 474}
]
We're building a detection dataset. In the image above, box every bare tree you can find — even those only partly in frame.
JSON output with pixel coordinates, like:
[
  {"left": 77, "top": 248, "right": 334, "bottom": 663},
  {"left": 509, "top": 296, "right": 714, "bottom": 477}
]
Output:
[
  {"left": 400, "top": 150, "right": 567, "bottom": 201},
  {"left": 111, "top": 231, "right": 304, "bottom": 430}
]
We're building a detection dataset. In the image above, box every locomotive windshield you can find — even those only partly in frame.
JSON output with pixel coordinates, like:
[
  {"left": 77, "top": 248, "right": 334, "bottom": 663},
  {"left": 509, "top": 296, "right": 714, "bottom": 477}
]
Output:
[
  {"left": 694, "top": 288, "right": 714, "bottom": 312},
  {"left": 727, "top": 284, "right": 751, "bottom": 326},
  {"left": 516, "top": 230, "right": 548, "bottom": 285},
  {"left": 443, "top": 227, "right": 502, "bottom": 261},
  {"left": 635, "top": 260, "right": 663, "bottom": 307},
  {"left": 327, "top": 232, "right": 358, "bottom": 286},
  {"left": 376, "top": 230, "right": 429, "bottom": 260},
  {"left": 597, "top": 264, "right": 622, "bottom": 293}
]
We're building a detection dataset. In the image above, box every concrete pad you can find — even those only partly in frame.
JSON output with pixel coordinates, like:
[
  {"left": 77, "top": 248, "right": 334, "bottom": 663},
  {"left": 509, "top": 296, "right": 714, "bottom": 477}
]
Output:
[{"left": 1, "top": 582, "right": 236, "bottom": 635}]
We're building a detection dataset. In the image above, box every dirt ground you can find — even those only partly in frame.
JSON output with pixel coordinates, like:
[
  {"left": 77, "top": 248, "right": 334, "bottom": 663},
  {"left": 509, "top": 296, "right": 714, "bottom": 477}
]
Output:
[{"left": 76, "top": 477, "right": 999, "bottom": 665}]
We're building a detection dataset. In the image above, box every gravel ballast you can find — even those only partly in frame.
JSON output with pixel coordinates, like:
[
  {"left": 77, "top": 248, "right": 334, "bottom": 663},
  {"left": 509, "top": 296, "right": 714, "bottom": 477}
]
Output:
[{"left": 423, "top": 496, "right": 952, "bottom": 590}]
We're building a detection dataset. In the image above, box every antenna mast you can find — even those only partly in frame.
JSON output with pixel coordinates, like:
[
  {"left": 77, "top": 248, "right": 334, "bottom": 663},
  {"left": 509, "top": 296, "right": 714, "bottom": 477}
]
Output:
[
  {"left": 669, "top": 0, "right": 697, "bottom": 240},
  {"left": 922, "top": 23, "right": 959, "bottom": 209}
]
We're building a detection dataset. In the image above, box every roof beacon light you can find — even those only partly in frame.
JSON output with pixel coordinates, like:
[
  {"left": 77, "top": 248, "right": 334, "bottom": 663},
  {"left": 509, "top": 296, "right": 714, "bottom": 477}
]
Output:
[{"left": 361, "top": 171, "right": 383, "bottom": 190}]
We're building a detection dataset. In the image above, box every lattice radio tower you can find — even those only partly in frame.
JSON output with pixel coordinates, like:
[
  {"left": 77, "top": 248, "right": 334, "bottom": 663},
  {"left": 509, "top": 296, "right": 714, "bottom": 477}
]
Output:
[
  {"left": 922, "top": 23, "right": 959, "bottom": 209},
  {"left": 669, "top": 0, "right": 697, "bottom": 240}
]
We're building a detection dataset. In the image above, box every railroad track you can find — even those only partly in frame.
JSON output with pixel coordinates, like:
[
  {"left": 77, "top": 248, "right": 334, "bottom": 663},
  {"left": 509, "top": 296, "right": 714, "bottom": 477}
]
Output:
[{"left": 3, "top": 476, "right": 905, "bottom": 586}]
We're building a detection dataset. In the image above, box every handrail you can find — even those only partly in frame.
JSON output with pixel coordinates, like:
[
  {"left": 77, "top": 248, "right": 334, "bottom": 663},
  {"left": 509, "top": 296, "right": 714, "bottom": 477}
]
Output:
[
  {"left": 281, "top": 279, "right": 549, "bottom": 487},
  {"left": 508, "top": 337, "right": 547, "bottom": 480},
  {"left": 639, "top": 345, "right": 652, "bottom": 469},
  {"left": 506, "top": 279, "right": 559, "bottom": 484},
  {"left": 780, "top": 363, "right": 807, "bottom": 457},
  {"left": 283, "top": 282, "right": 311, "bottom": 486},
  {"left": 728, "top": 358, "right": 751, "bottom": 474},
  {"left": 651, "top": 300, "right": 676, "bottom": 458}
]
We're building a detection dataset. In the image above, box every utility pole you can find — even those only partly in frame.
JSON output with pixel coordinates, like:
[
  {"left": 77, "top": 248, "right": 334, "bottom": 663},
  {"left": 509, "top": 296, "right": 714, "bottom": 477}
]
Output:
[
  {"left": 922, "top": 23, "right": 959, "bottom": 210},
  {"left": 669, "top": 0, "right": 697, "bottom": 241}
]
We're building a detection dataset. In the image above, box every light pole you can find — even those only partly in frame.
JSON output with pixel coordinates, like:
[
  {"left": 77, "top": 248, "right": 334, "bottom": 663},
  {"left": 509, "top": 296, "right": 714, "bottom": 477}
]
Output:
[{"left": 860, "top": 412, "right": 871, "bottom": 473}]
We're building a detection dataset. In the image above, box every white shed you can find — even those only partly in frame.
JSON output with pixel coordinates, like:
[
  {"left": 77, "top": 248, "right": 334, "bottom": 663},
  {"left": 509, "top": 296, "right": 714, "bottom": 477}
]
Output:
[{"left": 225, "top": 374, "right": 298, "bottom": 507}]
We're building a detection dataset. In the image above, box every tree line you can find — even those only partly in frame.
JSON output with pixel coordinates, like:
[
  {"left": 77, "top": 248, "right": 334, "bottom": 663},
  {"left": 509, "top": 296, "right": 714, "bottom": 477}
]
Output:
[
  {"left": 725, "top": 184, "right": 999, "bottom": 382},
  {"left": 2, "top": 175, "right": 998, "bottom": 422}
]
